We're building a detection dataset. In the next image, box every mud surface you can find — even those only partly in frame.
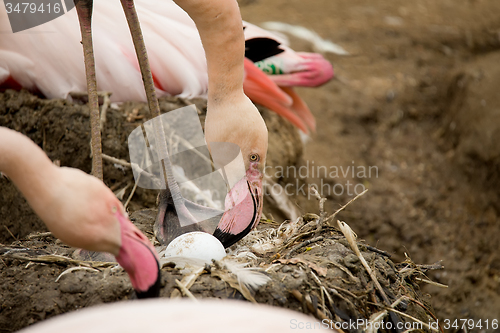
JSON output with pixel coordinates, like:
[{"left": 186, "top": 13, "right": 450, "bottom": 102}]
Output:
[
  {"left": 1, "top": 0, "right": 500, "bottom": 331},
  {"left": 240, "top": 0, "right": 500, "bottom": 327}
]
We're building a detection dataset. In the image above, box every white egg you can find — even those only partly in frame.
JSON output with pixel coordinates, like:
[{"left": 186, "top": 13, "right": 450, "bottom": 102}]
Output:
[{"left": 162, "top": 231, "right": 226, "bottom": 263}]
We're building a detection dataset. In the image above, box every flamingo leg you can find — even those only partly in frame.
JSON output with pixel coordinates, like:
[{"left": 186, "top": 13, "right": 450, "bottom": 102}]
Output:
[
  {"left": 119, "top": 0, "right": 172, "bottom": 191},
  {"left": 74, "top": 0, "right": 103, "bottom": 180},
  {"left": 119, "top": 0, "right": 206, "bottom": 244},
  {"left": 119, "top": 0, "right": 161, "bottom": 121}
]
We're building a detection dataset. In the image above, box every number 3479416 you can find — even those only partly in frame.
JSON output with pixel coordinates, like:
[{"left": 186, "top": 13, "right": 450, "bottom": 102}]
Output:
[
  {"left": 443, "top": 319, "right": 498, "bottom": 330},
  {"left": 5, "top": 2, "right": 62, "bottom": 14}
]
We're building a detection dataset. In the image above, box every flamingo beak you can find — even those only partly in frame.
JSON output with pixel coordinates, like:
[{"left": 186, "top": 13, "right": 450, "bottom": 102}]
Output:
[
  {"left": 114, "top": 212, "right": 161, "bottom": 298},
  {"left": 213, "top": 167, "right": 263, "bottom": 248},
  {"left": 243, "top": 58, "right": 315, "bottom": 133}
]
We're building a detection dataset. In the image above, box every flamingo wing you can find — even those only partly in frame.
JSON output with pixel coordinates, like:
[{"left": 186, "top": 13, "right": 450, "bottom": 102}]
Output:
[{"left": 1, "top": 0, "right": 331, "bottom": 132}]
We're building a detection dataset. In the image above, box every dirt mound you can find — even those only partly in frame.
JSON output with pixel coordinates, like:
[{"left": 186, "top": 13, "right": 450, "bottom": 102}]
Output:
[{"left": 0, "top": 209, "right": 439, "bottom": 332}]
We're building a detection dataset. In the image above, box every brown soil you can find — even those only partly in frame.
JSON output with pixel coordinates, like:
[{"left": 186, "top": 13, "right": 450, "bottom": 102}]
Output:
[
  {"left": 1, "top": 0, "right": 500, "bottom": 331},
  {"left": 241, "top": 0, "right": 500, "bottom": 328}
]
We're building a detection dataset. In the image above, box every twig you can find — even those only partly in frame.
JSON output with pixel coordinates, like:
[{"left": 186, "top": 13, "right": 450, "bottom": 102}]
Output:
[
  {"left": 124, "top": 175, "right": 140, "bottom": 209},
  {"left": 277, "top": 230, "right": 316, "bottom": 254},
  {"left": 0, "top": 246, "right": 31, "bottom": 255},
  {"left": 310, "top": 187, "right": 327, "bottom": 235},
  {"left": 175, "top": 279, "right": 198, "bottom": 301},
  {"left": 99, "top": 92, "right": 112, "bottom": 131},
  {"left": 364, "top": 244, "right": 391, "bottom": 258},
  {"left": 310, "top": 187, "right": 327, "bottom": 215},
  {"left": 100, "top": 142, "right": 147, "bottom": 195},
  {"left": 42, "top": 125, "right": 46, "bottom": 152},
  {"left": 259, "top": 218, "right": 280, "bottom": 225},
  {"left": 114, "top": 183, "right": 131, "bottom": 200},
  {"left": 291, "top": 290, "right": 331, "bottom": 322},
  {"left": 3, "top": 225, "right": 17, "bottom": 241},
  {"left": 337, "top": 220, "right": 391, "bottom": 305},
  {"left": 366, "top": 296, "right": 440, "bottom": 333},
  {"left": 5, "top": 253, "right": 115, "bottom": 268},
  {"left": 325, "top": 189, "right": 368, "bottom": 225},
  {"left": 328, "top": 287, "right": 358, "bottom": 311},
  {"left": 414, "top": 277, "right": 448, "bottom": 288},
  {"left": 321, "top": 286, "right": 336, "bottom": 317},
  {"left": 319, "top": 287, "right": 328, "bottom": 319},
  {"left": 329, "top": 286, "right": 358, "bottom": 299},
  {"left": 55, "top": 266, "right": 100, "bottom": 282},
  {"left": 328, "top": 262, "right": 359, "bottom": 283},
  {"left": 102, "top": 154, "right": 131, "bottom": 168},
  {"left": 285, "top": 236, "right": 323, "bottom": 259},
  {"left": 380, "top": 306, "right": 439, "bottom": 332},
  {"left": 308, "top": 270, "right": 331, "bottom": 318},
  {"left": 309, "top": 270, "right": 322, "bottom": 287},
  {"left": 416, "top": 261, "right": 444, "bottom": 272},
  {"left": 124, "top": 148, "right": 148, "bottom": 209},
  {"left": 404, "top": 297, "right": 444, "bottom": 333},
  {"left": 171, "top": 267, "right": 204, "bottom": 298},
  {"left": 26, "top": 232, "right": 53, "bottom": 240},
  {"left": 275, "top": 258, "right": 327, "bottom": 277}
]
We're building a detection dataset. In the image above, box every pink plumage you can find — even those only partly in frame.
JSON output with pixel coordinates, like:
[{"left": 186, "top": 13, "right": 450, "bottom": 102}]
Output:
[
  {"left": 18, "top": 299, "right": 326, "bottom": 332},
  {"left": 0, "top": 0, "right": 333, "bottom": 132},
  {"left": 0, "top": 1, "right": 207, "bottom": 101}
]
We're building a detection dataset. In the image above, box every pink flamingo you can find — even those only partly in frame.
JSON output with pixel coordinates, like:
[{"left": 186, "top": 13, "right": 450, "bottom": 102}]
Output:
[
  {"left": 0, "top": 0, "right": 333, "bottom": 133},
  {"left": 19, "top": 298, "right": 325, "bottom": 332},
  {"left": 0, "top": 126, "right": 161, "bottom": 298}
]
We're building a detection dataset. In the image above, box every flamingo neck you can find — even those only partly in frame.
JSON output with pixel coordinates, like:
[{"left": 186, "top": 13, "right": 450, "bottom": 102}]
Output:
[
  {"left": 173, "top": 0, "right": 246, "bottom": 105},
  {"left": 115, "top": 212, "right": 161, "bottom": 297},
  {"left": 0, "top": 127, "right": 57, "bottom": 216}
]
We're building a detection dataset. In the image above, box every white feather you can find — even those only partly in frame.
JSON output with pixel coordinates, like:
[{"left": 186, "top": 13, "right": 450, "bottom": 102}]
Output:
[
  {"left": 261, "top": 21, "right": 350, "bottom": 55},
  {"left": 222, "top": 258, "right": 271, "bottom": 291}
]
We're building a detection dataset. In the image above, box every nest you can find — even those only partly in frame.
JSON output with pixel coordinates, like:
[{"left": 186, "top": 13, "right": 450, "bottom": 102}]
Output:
[{"left": 0, "top": 197, "right": 443, "bottom": 332}]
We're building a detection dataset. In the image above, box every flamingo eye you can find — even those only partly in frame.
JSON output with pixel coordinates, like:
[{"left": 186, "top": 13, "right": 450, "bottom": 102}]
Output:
[
  {"left": 111, "top": 206, "right": 117, "bottom": 214},
  {"left": 249, "top": 153, "right": 260, "bottom": 162}
]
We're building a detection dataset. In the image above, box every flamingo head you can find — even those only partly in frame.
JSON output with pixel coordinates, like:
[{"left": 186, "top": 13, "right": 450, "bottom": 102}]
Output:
[
  {"left": 206, "top": 95, "right": 268, "bottom": 248},
  {"left": 114, "top": 208, "right": 162, "bottom": 298},
  {"left": 59, "top": 170, "right": 162, "bottom": 299},
  {"left": 213, "top": 156, "right": 264, "bottom": 248}
]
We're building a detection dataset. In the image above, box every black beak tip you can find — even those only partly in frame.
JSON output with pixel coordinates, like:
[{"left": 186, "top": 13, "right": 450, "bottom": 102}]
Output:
[
  {"left": 135, "top": 259, "right": 162, "bottom": 299},
  {"left": 214, "top": 227, "right": 243, "bottom": 248}
]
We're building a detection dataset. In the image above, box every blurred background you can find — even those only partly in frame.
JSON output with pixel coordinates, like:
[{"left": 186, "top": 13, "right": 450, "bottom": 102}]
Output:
[{"left": 240, "top": 0, "right": 500, "bottom": 326}]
